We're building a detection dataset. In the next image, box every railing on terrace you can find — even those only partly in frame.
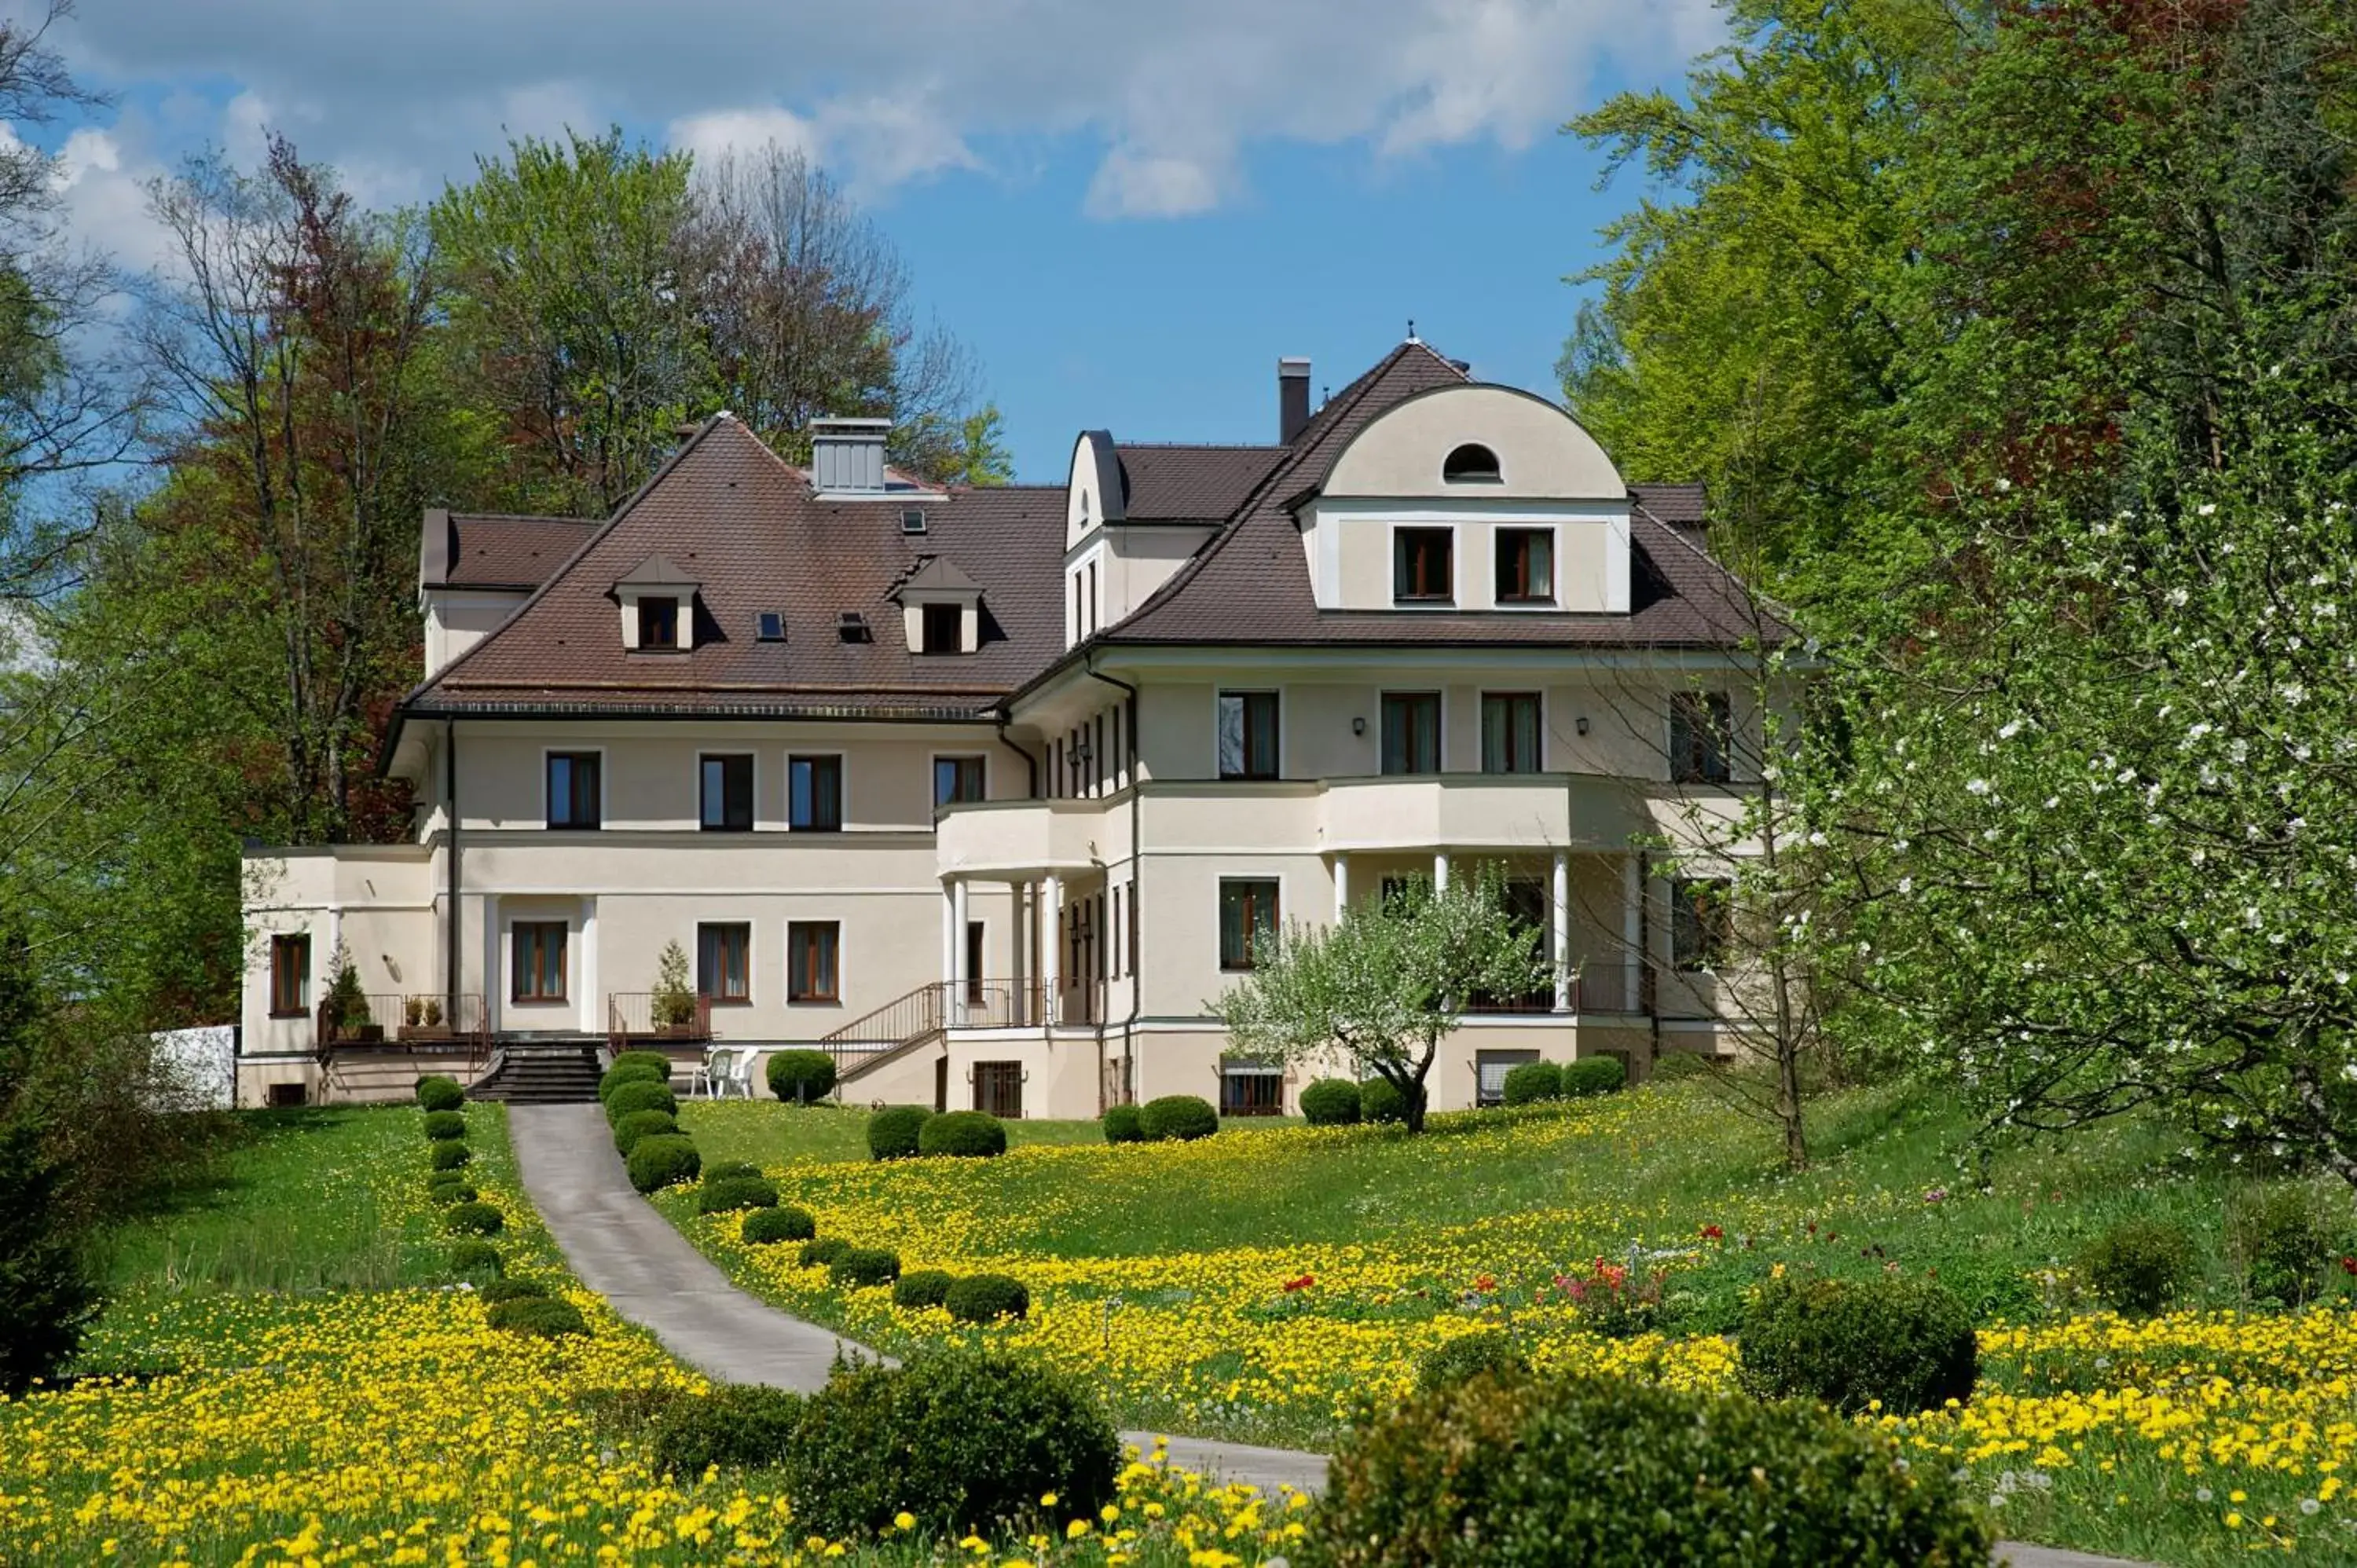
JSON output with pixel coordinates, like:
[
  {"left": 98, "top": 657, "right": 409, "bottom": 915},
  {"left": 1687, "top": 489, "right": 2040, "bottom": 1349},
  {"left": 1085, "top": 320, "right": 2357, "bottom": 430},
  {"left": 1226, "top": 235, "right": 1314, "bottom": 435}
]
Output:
[
  {"left": 317, "top": 994, "right": 490, "bottom": 1074},
  {"left": 314, "top": 993, "right": 405, "bottom": 1057},
  {"left": 606, "top": 993, "right": 714, "bottom": 1057}
]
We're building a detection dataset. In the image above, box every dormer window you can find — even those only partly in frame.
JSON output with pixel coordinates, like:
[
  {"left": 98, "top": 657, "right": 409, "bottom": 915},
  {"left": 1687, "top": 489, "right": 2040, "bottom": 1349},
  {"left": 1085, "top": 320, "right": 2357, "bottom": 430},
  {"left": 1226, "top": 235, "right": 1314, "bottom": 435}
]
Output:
[
  {"left": 1394, "top": 528, "right": 1453, "bottom": 603},
  {"left": 919, "top": 601, "right": 962, "bottom": 655},
  {"left": 1497, "top": 528, "right": 1554, "bottom": 603},
  {"left": 615, "top": 554, "right": 699, "bottom": 650},
  {"left": 1442, "top": 443, "right": 1501, "bottom": 483},
  {"left": 638, "top": 596, "right": 679, "bottom": 649}
]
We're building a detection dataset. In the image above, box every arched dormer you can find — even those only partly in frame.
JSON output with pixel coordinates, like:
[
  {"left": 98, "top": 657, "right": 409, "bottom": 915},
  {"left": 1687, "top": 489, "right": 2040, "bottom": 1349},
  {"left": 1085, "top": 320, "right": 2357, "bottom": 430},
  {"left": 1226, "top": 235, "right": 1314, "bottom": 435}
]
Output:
[{"left": 1300, "top": 383, "right": 1632, "bottom": 614}]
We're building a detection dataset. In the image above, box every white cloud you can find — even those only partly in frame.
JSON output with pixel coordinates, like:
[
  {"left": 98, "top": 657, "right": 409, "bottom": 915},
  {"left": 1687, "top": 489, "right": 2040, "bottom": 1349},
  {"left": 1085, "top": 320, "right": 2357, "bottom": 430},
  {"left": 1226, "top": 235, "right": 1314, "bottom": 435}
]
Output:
[{"left": 48, "top": 0, "right": 1718, "bottom": 223}]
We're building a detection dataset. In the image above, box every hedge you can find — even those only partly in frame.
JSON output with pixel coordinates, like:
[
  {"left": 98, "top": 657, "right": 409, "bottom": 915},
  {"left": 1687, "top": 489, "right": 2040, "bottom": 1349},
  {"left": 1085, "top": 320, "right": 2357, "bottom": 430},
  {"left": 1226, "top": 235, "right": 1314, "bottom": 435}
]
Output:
[
  {"left": 918, "top": 1110, "right": 1006, "bottom": 1159},
  {"left": 799, "top": 1236, "right": 851, "bottom": 1269},
  {"left": 442, "top": 1201, "right": 504, "bottom": 1236},
  {"left": 893, "top": 1269, "right": 955, "bottom": 1310},
  {"left": 867, "top": 1105, "right": 932, "bottom": 1160},
  {"left": 651, "top": 1385, "right": 805, "bottom": 1478},
  {"left": 611, "top": 1108, "right": 679, "bottom": 1156},
  {"left": 703, "top": 1160, "right": 761, "bottom": 1183},
  {"left": 429, "top": 1181, "right": 478, "bottom": 1207},
  {"left": 625, "top": 1134, "right": 702, "bottom": 1193},
  {"left": 698, "top": 1175, "right": 779, "bottom": 1214},
  {"left": 829, "top": 1247, "right": 903, "bottom": 1289},
  {"left": 1736, "top": 1272, "right": 1979, "bottom": 1416},
  {"left": 447, "top": 1240, "right": 502, "bottom": 1277},
  {"left": 478, "top": 1278, "right": 550, "bottom": 1305},
  {"left": 1561, "top": 1056, "right": 1627, "bottom": 1097},
  {"left": 1359, "top": 1077, "right": 1410, "bottom": 1124},
  {"left": 1299, "top": 1079, "right": 1362, "bottom": 1126},
  {"left": 605, "top": 1079, "right": 679, "bottom": 1127},
  {"left": 416, "top": 1075, "right": 464, "bottom": 1112},
  {"left": 766, "top": 1049, "right": 839, "bottom": 1105},
  {"left": 943, "top": 1273, "right": 1029, "bottom": 1324},
  {"left": 599, "top": 1061, "right": 667, "bottom": 1103},
  {"left": 1499, "top": 1061, "right": 1563, "bottom": 1106},
  {"left": 487, "top": 1297, "right": 589, "bottom": 1339},
  {"left": 430, "top": 1141, "right": 472, "bottom": 1171},
  {"left": 1138, "top": 1094, "right": 1218, "bottom": 1141},
  {"left": 1102, "top": 1104, "right": 1144, "bottom": 1143},
  {"left": 743, "top": 1205, "right": 816, "bottom": 1244}
]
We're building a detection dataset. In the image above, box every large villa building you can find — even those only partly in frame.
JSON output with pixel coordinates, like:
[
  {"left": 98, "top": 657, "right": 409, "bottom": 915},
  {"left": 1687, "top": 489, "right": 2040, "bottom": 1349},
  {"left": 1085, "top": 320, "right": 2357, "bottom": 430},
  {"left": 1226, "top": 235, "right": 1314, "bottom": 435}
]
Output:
[{"left": 237, "top": 339, "right": 1766, "bottom": 1117}]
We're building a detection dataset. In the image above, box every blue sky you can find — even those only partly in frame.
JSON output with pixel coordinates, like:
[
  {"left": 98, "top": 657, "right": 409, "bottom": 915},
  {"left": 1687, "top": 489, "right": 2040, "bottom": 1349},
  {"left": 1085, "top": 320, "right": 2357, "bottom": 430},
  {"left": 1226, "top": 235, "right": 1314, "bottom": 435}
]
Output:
[{"left": 27, "top": 0, "right": 1715, "bottom": 482}]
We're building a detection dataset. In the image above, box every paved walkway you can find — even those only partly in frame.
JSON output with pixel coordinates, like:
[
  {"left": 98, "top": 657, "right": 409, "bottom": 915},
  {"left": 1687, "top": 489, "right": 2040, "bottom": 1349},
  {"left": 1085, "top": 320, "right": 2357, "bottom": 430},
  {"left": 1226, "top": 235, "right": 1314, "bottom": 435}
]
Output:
[{"left": 506, "top": 1101, "right": 2140, "bottom": 1566}]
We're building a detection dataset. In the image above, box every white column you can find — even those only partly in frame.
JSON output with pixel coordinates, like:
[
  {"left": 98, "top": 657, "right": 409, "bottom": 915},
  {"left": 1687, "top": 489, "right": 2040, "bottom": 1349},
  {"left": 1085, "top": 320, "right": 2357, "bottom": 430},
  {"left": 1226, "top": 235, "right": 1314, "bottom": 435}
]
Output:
[
  {"left": 1552, "top": 852, "right": 1572, "bottom": 1013},
  {"left": 481, "top": 895, "right": 501, "bottom": 1035},
  {"left": 940, "top": 880, "right": 956, "bottom": 999},
  {"left": 950, "top": 876, "right": 970, "bottom": 1026},
  {"left": 580, "top": 896, "right": 599, "bottom": 1034},
  {"left": 1622, "top": 855, "right": 1644, "bottom": 1013},
  {"left": 1333, "top": 853, "right": 1351, "bottom": 923},
  {"left": 1433, "top": 851, "right": 1450, "bottom": 892},
  {"left": 1042, "top": 873, "right": 1062, "bottom": 1026}
]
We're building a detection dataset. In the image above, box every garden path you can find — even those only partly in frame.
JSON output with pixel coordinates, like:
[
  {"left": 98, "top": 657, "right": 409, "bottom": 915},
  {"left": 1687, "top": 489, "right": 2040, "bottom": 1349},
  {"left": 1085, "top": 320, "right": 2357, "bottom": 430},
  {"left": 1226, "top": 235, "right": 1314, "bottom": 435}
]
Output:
[{"left": 507, "top": 1101, "right": 2146, "bottom": 1567}]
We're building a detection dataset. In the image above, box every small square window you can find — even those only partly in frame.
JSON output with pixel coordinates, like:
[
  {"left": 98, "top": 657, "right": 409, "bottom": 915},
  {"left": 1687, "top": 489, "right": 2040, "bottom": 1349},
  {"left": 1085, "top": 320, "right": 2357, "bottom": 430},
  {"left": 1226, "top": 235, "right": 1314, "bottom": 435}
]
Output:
[
  {"left": 1393, "top": 529, "right": 1453, "bottom": 602},
  {"left": 756, "top": 611, "right": 786, "bottom": 642},
  {"left": 934, "top": 755, "right": 986, "bottom": 807},
  {"left": 1496, "top": 529, "right": 1554, "bottom": 603},
  {"left": 901, "top": 508, "right": 928, "bottom": 533}
]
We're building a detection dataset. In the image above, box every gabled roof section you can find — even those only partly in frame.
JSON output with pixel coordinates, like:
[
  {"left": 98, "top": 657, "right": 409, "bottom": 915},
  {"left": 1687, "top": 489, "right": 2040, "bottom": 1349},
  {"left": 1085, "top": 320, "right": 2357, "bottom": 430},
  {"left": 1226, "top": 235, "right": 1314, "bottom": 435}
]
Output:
[
  {"left": 423, "top": 511, "right": 599, "bottom": 592},
  {"left": 1111, "top": 444, "right": 1284, "bottom": 523},
  {"left": 401, "top": 414, "right": 1065, "bottom": 722},
  {"left": 615, "top": 553, "right": 699, "bottom": 589},
  {"left": 891, "top": 555, "right": 983, "bottom": 597}
]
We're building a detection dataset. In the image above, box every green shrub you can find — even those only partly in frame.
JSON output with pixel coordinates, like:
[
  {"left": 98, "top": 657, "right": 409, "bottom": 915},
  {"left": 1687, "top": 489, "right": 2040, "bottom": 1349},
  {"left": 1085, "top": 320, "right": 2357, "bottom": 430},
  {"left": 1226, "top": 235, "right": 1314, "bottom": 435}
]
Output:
[
  {"left": 830, "top": 1247, "right": 903, "bottom": 1288},
  {"left": 1299, "top": 1079, "right": 1362, "bottom": 1126},
  {"left": 1499, "top": 1061, "right": 1563, "bottom": 1106},
  {"left": 625, "top": 1134, "right": 702, "bottom": 1193},
  {"left": 1737, "top": 1272, "right": 1978, "bottom": 1416},
  {"left": 478, "top": 1278, "right": 551, "bottom": 1304},
  {"left": 918, "top": 1110, "right": 1007, "bottom": 1159},
  {"left": 1304, "top": 1373, "right": 1990, "bottom": 1567},
  {"left": 487, "top": 1297, "right": 588, "bottom": 1339},
  {"left": 1416, "top": 1330, "right": 1530, "bottom": 1392},
  {"left": 944, "top": 1273, "right": 1028, "bottom": 1324},
  {"left": 611, "top": 1049, "right": 674, "bottom": 1079},
  {"left": 893, "top": 1269, "right": 955, "bottom": 1309},
  {"left": 2228, "top": 1185, "right": 2351, "bottom": 1306},
  {"left": 766, "top": 1049, "right": 839, "bottom": 1105},
  {"left": 1102, "top": 1104, "right": 1144, "bottom": 1143},
  {"left": 743, "top": 1205, "right": 816, "bottom": 1244},
  {"left": 1651, "top": 1050, "right": 1717, "bottom": 1082},
  {"left": 604, "top": 1079, "right": 678, "bottom": 1127},
  {"left": 867, "top": 1105, "right": 932, "bottom": 1160},
  {"left": 416, "top": 1075, "right": 465, "bottom": 1112},
  {"left": 447, "top": 1240, "right": 502, "bottom": 1277},
  {"left": 599, "top": 1061, "right": 666, "bottom": 1103},
  {"left": 1360, "top": 1077, "right": 1410, "bottom": 1125},
  {"left": 1138, "top": 1094, "right": 1219, "bottom": 1141},
  {"left": 429, "top": 1181, "right": 478, "bottom": 1207},
  {"left": 1560, "top": 1056, "right": 1627, "bottom": 1097},
  {"left": 443, "top": 1201, "right": 504, "bottom": 1236},
  {"left": 612, "top": 1108, "right": 679, "bottom": 1156},
  {"left": 798, "top": 1236, "right": 850, "bottom": 1269},
  {"left": 780, "top": 1350, "right": 1118, "bottom": 1538},
  {"left": 698, "top": 1175, "right": 779, "bottom": 1214},
  {"left": 2078, "top": 1218, "right": 2198, "bottom": 1317},
  {"left": 702, "top": 1160, "right": 761, "bottom": 1183},
  {"left": 430, "top": 1141, "right": 472, "bottom": 1172},
  {"left": 423, "top": 1109, "right": 468, "bottom": 1141},
  {"left": 651, "top": 1384, "right": 805, "bottom": 1477}
]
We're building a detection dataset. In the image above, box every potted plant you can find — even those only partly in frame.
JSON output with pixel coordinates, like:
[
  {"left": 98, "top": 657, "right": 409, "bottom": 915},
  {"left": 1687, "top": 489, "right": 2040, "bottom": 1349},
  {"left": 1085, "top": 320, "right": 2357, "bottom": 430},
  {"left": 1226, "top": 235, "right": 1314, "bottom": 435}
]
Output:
[
  {"left": 421, "top": 996, "right": 443, "bottom": 1030},
  {"left": 324, "top": 947, "right": 381, "bottom": 1044},
  {"left": 651, "top": 940, "right": 698, "bottom": 1036},
  {"left": 400, "top": 995, "right": 450, "bottom": 1042}
]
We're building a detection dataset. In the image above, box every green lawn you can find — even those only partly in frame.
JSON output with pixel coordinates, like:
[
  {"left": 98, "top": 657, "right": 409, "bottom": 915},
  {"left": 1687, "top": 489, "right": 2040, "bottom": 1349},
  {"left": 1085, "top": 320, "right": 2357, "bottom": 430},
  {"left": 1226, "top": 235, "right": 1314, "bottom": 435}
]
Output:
[{"left": 683, "top": 1097, "right": 1112, "bottom": 1167}]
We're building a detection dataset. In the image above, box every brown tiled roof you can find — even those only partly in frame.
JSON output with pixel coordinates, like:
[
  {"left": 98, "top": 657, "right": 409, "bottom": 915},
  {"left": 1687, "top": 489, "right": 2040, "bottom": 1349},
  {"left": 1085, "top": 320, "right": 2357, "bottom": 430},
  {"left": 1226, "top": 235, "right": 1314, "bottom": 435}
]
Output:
[
  {"left": 1629, "top": 482, "right": 1706, "bottom": 526},
  {"left": 1112, "top": 444, "right": 1284, "bottom": 522},
  {"left": 404, "top": 417, "right": 1064, "bottom": 721},
  {"left": 431, "top": 513, "right": 600, "bottom": 590}
]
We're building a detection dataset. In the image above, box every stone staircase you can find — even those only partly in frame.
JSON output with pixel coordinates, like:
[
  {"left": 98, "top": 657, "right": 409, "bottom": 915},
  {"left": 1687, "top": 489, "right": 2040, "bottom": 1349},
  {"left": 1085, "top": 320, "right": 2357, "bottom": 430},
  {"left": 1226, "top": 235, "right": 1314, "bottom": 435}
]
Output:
[{"left": 469, "top": 1040, "right": 603, "bottom": 1104}]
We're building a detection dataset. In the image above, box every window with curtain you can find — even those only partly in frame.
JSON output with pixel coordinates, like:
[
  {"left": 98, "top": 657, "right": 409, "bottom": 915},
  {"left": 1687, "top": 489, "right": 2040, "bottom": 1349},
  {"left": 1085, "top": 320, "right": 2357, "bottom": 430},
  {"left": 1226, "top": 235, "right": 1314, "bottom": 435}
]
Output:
[
  {"left": 1495, "top": 528, "right": 1554, "bottom": 602},
  {"left": 700, "top": 754, "right": 753, "bottom": 830},
  {"left": 1215, "top": 691, "right": 1280, "bottom": 779},
  {"left": 269, "top": 933, "right": 310, "bottom": 1016},
  {"left": 1481, "top": 692, "right": 1543, "bottom": 774},
  {"left": 1380, "top": 692, "right": 1441, "bottom": 775},
  {"left": 1392, "top": 528, "right": 1453, "bottom": 601},
  {"left": 698, "top": 922, "right": 750, "bottom": 1002},
  {"left": 1219, "top": 879, "right": 1280, "bottom": 971},
  {"left": 786, "top": 921, "right": 841, "bottom": 1001},
  {"left": 1669, "top": 691, "right": 1734, "bottom": 784},
  {"left": 934, "top": 755, "right": 986, "bottom": 806},
  {"left": 511, "top": 922, "right": 566, "bottom": 1002},
  {"left": 545, "top": 752, "right": 601, "bottom": 829},
  {"left": 789, "top": 755, "right": 843, "bottom": 830}
]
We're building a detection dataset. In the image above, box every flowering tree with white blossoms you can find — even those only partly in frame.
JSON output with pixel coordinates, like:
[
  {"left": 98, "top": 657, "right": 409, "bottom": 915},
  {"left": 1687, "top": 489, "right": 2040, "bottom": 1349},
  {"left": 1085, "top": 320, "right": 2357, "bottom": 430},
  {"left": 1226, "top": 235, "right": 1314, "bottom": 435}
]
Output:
[
  {"left": 1216, "top": 871, "right": 1558, "bottom": 1134},
  {"left": 1824, "top": 415, "right": 2357, "bottom": 1189}
]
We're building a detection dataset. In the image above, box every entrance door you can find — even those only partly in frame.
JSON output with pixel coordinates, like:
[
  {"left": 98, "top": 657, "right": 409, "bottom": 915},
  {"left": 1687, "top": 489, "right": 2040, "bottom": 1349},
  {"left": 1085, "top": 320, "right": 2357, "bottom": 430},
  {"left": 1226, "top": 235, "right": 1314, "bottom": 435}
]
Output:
[
  {"left": 1475, "top": 1049, "right": 1540, "bottom": 1108},
  {"left": 975, "top": 1060, "right": 1023, "bottom": 1119}
]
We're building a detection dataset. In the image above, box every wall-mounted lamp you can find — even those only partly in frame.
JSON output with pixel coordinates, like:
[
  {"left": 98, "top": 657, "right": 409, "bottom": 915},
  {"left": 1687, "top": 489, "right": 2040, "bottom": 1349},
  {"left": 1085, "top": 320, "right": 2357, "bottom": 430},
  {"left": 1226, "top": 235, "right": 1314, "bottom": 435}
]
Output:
[
  {"left": 1575, "top": 716, "right": 1591, "bottom": 737},
  {"left": 1351, "top": 716, "right": 1366, "bottom": 736}
]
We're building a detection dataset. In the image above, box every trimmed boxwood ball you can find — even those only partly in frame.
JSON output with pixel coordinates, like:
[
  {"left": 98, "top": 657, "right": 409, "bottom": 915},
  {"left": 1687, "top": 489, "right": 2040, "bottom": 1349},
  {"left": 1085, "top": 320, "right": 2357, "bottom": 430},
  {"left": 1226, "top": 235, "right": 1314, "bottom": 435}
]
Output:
[
  {"left": 1299, "top": 1078, "right": 1362, "bottom": 1126},
  {"left": 829, "top": 1247, "right": 902, "bottom": 1288},
  {"left": 1416, "top": 1329, "right": 1530, "bottom": 1392},
  {"left": 416, "top": 1075, "right": 464, "bottom": 1112},
  {"left": 443, "top": 1201, "right": 504, "bottom": 1236},
  {"left": 1101, "top": 1104, "right": 1143, "bottom": 1143},
  {"left": 1138, "top": 1094, "right": 1219, "bottom": 1141},
  {"left": 943, "top": 1273, "right": 1028, "bottom": 1324},
  {"left": 447, "top": 1240, "right": 502, "bottom": 1277},
  {"left": 612, "top": 1049, "right": 673, "bottom": 1079},
  {"left": 767, "top": 1048, "right": 840, "bottom": 1104},
  {"left": 651, "top": 1384, "right": 805, "bottom": 1478},
  {"left": 1561, "top": 1056, "right": 1628, "bottom": 1097},
  {"left": 626, "top": 1134, "right": 702, "bottom": 1193},
  {"left": 423, "top": 1109, "right": 469, "bottom": 1141},
  {"left": 488, "top": 1296, "right": 589, "bottom": 1339},
  {"left": 611, "top": 1108, "right": 678, "bottom": 1156},
  {"left": 604, "top": 1079, "right": 678, "bottom": 1127},
  {"left": 893, "top": 1269, "right": 955, "bottom": 1309},
  {"left": 1500, "top": 1061, "right": 1563, "bottom": 1106},
  {"left": 867, "top": 1105, "right": 932, "bottom": 1160},
  {"left": 779, "top": 1349, "right": 1119, "bottom": 1538},
  {"left": 599, "top": 1061, "right": 665, "bottom": 1103},
  {"left": 702, "top": 1159, "right": 761, "bottom": 1183},
  {"left": 698, "top": 1175, "right": 779, "bottom": 1214},
  {"left": 429, "top": 1181, "right": 478, "bottom": 1207},
  {"left": 430, "top": 1141, "right": 472, "bottom": 1171},
  {"left": 1360, "top": 1077, "right": 1410, "bottom": 1125},
  {"left": 1737, "top": 1272, "right": 1979, "bottom": 1416},
  {"left": 798, "top": 1236, "right": 850, "bottom": 1269},
  {"left": 1309, "top": 1372, "right": 1990, "bottom": 1567},
  {"left": 918, "top": 1110, "right": 1006, "bottom": 1159},
  {"left": 742, "top": 1205, "right": 816, "bottom": 1244},
  {"left": 478, "top": 1277, "right": 551, "bottom": 1304}
]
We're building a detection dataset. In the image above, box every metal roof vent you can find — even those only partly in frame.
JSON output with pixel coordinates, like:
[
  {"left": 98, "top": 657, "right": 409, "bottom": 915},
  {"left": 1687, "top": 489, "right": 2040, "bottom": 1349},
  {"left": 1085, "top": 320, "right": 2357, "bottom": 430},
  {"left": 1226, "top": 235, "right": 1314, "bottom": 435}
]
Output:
[{"left": 836, "top": 610, "right": 871, "bottom": 643}]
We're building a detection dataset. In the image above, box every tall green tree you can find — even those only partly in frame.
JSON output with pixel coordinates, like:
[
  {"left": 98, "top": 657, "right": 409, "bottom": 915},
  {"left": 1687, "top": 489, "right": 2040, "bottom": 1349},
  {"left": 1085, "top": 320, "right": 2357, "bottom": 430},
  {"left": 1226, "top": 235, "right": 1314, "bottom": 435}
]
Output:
[{"left": 0, "top": 925, "right": 99, "bottom": 1396}]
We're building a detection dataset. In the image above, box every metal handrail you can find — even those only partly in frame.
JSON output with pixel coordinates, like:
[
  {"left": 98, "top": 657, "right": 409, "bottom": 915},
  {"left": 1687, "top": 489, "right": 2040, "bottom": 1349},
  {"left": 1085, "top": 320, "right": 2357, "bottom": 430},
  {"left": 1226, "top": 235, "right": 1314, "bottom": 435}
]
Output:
[
  {"left": 607, "top": 992, "right": 714, "bottom": 1050},
  {"left": 819, "top": 981, "right": 947, "bottom": 1053}
]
